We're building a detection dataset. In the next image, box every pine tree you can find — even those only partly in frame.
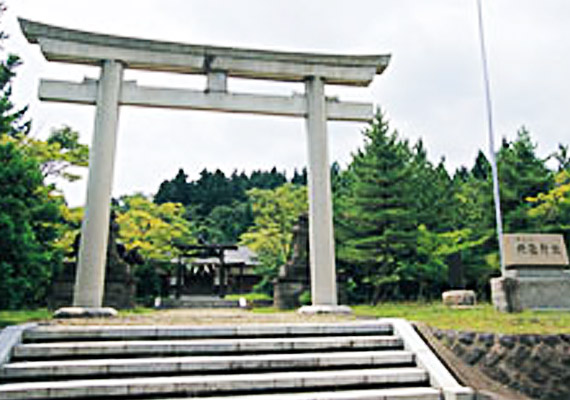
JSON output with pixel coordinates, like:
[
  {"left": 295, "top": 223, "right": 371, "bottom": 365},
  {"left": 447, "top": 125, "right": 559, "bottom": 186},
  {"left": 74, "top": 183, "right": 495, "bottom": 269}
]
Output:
[
  {"left": 0, "top": 54, "right": 30, "bottom": 137},
  {"left": 154, "top": 168, "right": 189, "bottom": 205},
  {"left": 336, "top": 112, "right": 417, "bottom": 303},
  {"left": 497, "top": 128, "right": 553, "bottom": 231}
]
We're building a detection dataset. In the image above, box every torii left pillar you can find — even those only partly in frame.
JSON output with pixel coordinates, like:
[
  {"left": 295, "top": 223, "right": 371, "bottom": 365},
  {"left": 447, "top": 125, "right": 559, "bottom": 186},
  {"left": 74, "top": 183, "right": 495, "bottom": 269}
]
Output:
[{"left": 70, "top": 60, "right": 123, "bottom": 316}]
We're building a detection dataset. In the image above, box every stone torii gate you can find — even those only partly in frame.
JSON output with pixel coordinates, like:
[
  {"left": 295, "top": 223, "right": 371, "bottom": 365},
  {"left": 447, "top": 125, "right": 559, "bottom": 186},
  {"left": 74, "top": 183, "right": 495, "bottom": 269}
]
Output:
[{"left": 20, "top": 18, "right": 390, "bottom": 314}]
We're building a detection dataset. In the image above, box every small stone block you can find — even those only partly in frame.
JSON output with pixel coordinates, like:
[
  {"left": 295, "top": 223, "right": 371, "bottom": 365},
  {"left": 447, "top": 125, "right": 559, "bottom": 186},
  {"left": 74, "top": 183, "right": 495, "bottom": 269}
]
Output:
[
  {"left": 442, "top": 290, "right": 476, "bottom": 307},
  {"left": 297, "top": 305, "right": 353, "bottom": 315},
  {"left": 53, "top": 307, "right": 118, "bottom": 319}
]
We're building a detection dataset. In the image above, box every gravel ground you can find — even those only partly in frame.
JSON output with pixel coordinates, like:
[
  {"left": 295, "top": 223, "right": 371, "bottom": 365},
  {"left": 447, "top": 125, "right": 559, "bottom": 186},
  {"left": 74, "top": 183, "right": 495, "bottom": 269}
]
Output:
[{"left": 46, "top": 308, "right": 362, "bottom": 326}]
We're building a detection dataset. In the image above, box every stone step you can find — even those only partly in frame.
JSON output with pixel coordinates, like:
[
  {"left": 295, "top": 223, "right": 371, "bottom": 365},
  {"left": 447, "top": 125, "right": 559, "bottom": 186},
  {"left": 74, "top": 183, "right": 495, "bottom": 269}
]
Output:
[
  {"left": 155, "top": 387, "right": 442, "bottom": 400},
  {"left": 162, "top": 299, "right": 241, "bottom": 308},
  {"left": 1, "top": 350, "right": 414, "bottom": 379},
  {"left": 0, "top": 367, "right": 429, "bottom": 400},
  {"left": 23, "top": 322, "right": 393, "bottom": 342},
  {"left": 14, "top": 335, "right": 403, "bottom": 360}
]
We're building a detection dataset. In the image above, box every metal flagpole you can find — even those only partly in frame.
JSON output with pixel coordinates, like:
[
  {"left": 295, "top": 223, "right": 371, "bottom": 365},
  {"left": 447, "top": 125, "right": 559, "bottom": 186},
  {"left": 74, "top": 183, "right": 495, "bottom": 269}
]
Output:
[{"left": 476, "top": 0, "right": 506, "bottom": 276}]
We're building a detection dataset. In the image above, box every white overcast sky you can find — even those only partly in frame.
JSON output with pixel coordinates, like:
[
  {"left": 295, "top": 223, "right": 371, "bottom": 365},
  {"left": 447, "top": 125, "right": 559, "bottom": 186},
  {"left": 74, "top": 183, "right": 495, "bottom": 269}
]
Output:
[{"left": 3, "top": 1, "right": 569, "bottom": 206}]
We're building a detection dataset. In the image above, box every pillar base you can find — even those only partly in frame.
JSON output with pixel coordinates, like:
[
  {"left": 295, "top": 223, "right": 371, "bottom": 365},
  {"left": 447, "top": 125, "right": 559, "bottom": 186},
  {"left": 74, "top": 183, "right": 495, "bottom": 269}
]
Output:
[
  {"left": 53, "top": 307, "right": 118, "bottom": 319},
  {"left": 297, "top": 305, "right": 352, "bottom": 315}
]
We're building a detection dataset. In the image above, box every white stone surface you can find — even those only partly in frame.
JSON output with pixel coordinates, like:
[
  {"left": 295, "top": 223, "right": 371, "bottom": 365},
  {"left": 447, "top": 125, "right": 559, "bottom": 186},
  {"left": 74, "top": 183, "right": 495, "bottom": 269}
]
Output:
[
  {"left": 39, "top": 79, "right": 374, "bottom": 122},
  {"left": 305, "top": 77, "right": 338, "bottom": 307},
  {"left": 20, "top": 19, "right": 390, "bottom": 86},
  {"left": 207, "top": 71, "right": 228, "bottom": 93},
  {"left": 14, "top": 335, "right": 402, "bottom": 359},
  {"left": 24, "top": 321, "right": 392, "bottom": 341},
  {"left": 73, "top": 60, "right": 124, "bottom": 308},
  {"left": 491, "top": 275, "right": 570, "bottom": 312},
  {"left": 298, "top": 305, "right": 353, "bottom": 315},
  {"left": 0, "top": 324, "right": 36, "bottom": 367},
  {"left": 383, "top": 318, "right": 474, "bottom": 400},
  {"left": 0, "top": 368, "right": 427, "bottom": 399},
  {"left": 52, "top": 307, "right": 118, "bottom": 319},
  {"left": 442, "top": 290, "right": 477, "bottom": 307},
  {"left": 159, "top": 387, "right": 441, "bottom": 400},
  {"left": 0, "top": 321, "right": 476, "bottom": 400}
]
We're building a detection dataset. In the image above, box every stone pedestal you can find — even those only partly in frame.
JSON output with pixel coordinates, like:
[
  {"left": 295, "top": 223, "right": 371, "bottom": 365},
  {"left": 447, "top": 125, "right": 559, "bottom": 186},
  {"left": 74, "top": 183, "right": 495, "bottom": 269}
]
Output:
[
  {"left": 53, "top": 307, "right": 118, "bottom": 319},
  {"left": 491, "top": 233, "right": 570, "bottom": 312},
  {"left": 491, "top": 268, "right": 570, "bottom": 312}
]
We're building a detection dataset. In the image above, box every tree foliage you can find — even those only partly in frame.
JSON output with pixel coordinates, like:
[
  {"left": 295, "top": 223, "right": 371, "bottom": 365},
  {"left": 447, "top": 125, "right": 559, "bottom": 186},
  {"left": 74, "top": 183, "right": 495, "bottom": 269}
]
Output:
[
  {"left": 0, "top": 141, "right": 61, "bottom": 308},
  {"left": 154, "top": 167, "right": 291, "bottom": 243},
  {"left": 0, "top": 8, "right": 71, "bottom": 308},
  {"left": 1, "top": 126, "right": 89, "bottom": 184},
  {"left": 115, "top": 194, "right": 196, "bottom": 263},
  {"left": 239, "top": 183, "right": 308, "bottom": 293},
  {"left": 332, "top": 110, "right": 566, "bottom": 303},
  {"left": 336, "top": 112, "right": 419, "bottom": 303},
  {"left": 0, "top": 54, "right": 30, "bottom": 137}
]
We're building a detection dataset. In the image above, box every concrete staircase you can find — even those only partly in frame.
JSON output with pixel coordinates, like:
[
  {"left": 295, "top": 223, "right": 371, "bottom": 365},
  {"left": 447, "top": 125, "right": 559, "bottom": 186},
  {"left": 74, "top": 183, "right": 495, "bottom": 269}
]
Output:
[{"left": 0, "top": 320, "right": 473, "bottom": 400}]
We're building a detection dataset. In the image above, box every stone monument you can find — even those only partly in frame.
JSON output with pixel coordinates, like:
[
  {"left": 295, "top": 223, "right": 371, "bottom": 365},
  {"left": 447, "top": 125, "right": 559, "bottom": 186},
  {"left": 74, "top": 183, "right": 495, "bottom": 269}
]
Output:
[
  {"left": 491, "top": 233, "right": 570, "bottom": 312},
  {"left": 274, "top": 214, "right": 310, "bottom": 309}
]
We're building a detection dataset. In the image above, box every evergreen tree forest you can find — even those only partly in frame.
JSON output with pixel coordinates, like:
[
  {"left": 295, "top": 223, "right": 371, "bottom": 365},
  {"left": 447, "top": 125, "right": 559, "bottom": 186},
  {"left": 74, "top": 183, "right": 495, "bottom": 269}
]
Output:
[{"left": 335, "top": 112, "right": 566, "bottom": 303}]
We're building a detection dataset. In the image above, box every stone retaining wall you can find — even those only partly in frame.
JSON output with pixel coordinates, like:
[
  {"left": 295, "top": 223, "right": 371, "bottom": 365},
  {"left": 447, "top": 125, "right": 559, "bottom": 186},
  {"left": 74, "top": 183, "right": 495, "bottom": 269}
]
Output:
[{"left": 431, "top": 328, "right": 570, "bottom": 400}]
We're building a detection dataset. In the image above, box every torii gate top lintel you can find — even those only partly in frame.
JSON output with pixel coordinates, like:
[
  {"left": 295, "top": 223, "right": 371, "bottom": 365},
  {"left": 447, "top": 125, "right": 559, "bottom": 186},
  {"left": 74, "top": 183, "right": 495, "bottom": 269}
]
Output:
[{"left": 19, "top": 18, "right": 390, "bottom": 87}]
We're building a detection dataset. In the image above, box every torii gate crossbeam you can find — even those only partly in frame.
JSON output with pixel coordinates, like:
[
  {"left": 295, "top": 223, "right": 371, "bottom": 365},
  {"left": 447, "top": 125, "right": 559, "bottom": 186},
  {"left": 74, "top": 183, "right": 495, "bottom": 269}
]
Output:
[{"left": 20, "top": 18, "right": 390, "bottom": 314}]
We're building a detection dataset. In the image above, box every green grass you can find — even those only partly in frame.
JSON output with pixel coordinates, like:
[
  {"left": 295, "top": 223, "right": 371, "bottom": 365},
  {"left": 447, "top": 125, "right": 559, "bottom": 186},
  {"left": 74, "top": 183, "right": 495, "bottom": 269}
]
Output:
[
  {"left": 118, "top": 307, "right": 155, "bottom": 316},
  {"left": 0, "top": 309, "right": 51, "bottom": 328},
  {"left": 225, "top": 293, "right": 272, "bottom": 301},
  {"left": 2, "top": 303, "right": 568, "bottom": 335},
  {"left": 353, "top": 303, "right": 570, "bottom": 334},
  {"left": 251, "top": 306, "right": 294, "bottom": 314}
]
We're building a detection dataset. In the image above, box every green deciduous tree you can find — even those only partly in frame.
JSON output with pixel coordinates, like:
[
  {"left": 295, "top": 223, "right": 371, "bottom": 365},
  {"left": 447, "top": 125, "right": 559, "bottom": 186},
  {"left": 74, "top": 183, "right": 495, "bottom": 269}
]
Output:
[
  {"left": 240, "top": 183, "right": 307, "bottom": 293},
  {"left": 2, "top": 126, "right": 89, "bottom": 184},
  {"left": 116, "top": 194, "right": 196, "bottom": 262},
  {"left": 527, "top": 170, "right": 570, "bottom": 239}
]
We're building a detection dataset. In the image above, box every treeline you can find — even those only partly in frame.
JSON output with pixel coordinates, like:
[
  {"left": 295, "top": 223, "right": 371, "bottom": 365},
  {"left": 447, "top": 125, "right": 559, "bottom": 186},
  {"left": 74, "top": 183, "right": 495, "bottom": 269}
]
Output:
[
  {"left": 151, "top": 112, "right": 570, "bottom": 303},
  {"left": 153, "top": 167, "right": 307, "bottom": 243}
]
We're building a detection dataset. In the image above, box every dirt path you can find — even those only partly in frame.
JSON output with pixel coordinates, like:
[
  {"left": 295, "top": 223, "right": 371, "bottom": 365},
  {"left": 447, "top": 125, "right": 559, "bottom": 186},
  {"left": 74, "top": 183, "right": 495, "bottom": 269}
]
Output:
[{"left": 45, "top": 308, "right": 362, "bottom": 326}]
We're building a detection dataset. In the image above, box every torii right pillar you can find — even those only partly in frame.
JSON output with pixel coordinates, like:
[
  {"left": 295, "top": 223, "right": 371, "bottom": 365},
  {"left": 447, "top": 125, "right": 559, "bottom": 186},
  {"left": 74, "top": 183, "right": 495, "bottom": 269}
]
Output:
[{"left": 300, "top": 76, "right": 351, "bottom": 314}]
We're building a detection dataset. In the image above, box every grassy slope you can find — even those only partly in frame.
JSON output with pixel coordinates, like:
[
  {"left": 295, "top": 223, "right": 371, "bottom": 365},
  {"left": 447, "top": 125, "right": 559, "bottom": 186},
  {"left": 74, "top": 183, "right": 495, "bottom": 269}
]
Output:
[{"left": 352, "top": 303, "right": 570, "bottom": 334}]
